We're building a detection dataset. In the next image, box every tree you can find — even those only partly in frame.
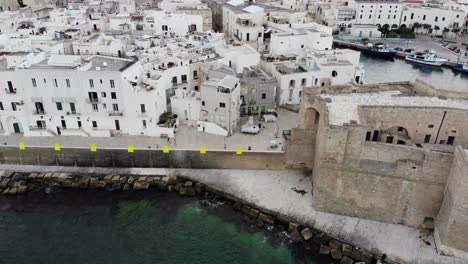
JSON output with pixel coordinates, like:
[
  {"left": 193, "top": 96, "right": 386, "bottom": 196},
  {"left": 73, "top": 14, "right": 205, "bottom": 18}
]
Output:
[{"left": 412, "top": 22, "right": 421, "bottom": 34}]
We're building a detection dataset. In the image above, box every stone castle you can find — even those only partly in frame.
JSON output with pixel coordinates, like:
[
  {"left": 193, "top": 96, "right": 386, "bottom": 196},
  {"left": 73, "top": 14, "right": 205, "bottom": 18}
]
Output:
[{"left": 288, "top": 79, "right": 468, "bottom": 258}]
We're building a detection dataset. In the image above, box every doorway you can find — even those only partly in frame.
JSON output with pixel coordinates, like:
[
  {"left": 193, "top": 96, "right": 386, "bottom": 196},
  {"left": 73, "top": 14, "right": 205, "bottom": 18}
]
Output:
[{"left": 13, "top": 123, "right": 21, "bottom": 133}]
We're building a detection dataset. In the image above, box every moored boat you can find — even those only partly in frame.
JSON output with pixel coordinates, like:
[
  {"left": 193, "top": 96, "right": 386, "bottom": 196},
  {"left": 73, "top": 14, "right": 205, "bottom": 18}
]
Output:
[
  {"left": 405, "top": 50, "right": 448, "bottom": 66},
  {"left": 362, "top": 43, "right": 397, "bottom": 59},
  {"left": 453, "top": 63, "right": 468, "bottom": 74}
]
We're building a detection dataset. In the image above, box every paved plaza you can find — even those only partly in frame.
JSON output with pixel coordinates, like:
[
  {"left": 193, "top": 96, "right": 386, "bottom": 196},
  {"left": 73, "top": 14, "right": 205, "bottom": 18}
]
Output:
[{"left": 0, "top": 108, "right": 299, "bottom": 152}]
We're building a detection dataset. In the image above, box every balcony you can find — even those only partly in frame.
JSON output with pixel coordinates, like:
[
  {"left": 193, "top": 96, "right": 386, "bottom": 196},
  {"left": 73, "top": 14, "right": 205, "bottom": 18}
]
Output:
[
  {"left": 236, "top": 19, "right": 257, "bottom": 27},
  {"left": 33, "top": 110, "right": 46, "bottom": 115},
  {"left": 108, "top": 111, "right": 123, "bottom": 116},
  {"left": 86, "top": 98, "right": 100, "bottom": 103},
  {"left": 28, "top": 126, "right": 47, "bottom": 131},
  {"left": 4, "top": 88, "right": 17, "bottom": 94}
]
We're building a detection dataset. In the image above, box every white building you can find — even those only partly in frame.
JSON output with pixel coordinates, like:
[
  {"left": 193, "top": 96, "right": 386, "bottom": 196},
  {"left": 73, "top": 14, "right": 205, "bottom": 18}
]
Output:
[
  {"left": 355, "top": 0, "right": 403, "bottom": 28},
  {"left": 200, "top": 74, "right": 241, "bottom": 135},
  {"left": 0, "top": 53, "right": 174, "bottom": 138},
  {"left": 266, "top": 48, "right": 364, "bottom": 105},
  {"left": 401, "top": 5, "right": 465, "bottom": 32},
  {"left": 269, "top": 27, "right": 333, "bottom": 56},
  {"left": 0, "top": 0, "right": 20, "bottom": 12}
]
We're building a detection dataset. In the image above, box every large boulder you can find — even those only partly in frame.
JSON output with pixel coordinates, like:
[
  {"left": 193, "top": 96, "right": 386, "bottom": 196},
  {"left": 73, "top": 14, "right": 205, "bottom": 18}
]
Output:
[
  {"left": 342, "top": 244, "right": 353, "bottom": 256},
  {"left": 319, "top": 245, "right": 331, "bottom": 255},
  {"left": 249, "top": 209, "right": 259, "bottom": 220},
  {"left": 331, "top": 248, "right": 343, "bottom": 260},
  {"left": 329, "top": 239, "right": 342, "bottom": 249},
  {"left": 258, "top": 213, "right": 275, "bottom": 225},
  {"left": 179, "top": 187, "right": 196, "bottom": 196},
  {"left": 79, "top": 176, "right": 90, "bottom": 189},
  {"left": 341, "top": 256, "right": 354, "bottom": 264},
  {"left": 133, "top": 181, "right": 150, "bottom": 190},
  {"left": 300, "top": 228, "right": 313, "bottom": 241},
  {"left": 290, "top": 230, "right": 303, "bottom": 243}
]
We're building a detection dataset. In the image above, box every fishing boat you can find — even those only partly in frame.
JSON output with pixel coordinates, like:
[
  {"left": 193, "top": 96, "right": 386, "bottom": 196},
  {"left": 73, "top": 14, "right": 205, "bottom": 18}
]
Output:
[
  {"left": 362, "top": 43, "right": 397, "bottom": 59},
  {"left": 405, "top": 50, "right": 448, "bottom": 66},
  {"left": 453, "top": 62, "right": 468, "bottom": 74}
]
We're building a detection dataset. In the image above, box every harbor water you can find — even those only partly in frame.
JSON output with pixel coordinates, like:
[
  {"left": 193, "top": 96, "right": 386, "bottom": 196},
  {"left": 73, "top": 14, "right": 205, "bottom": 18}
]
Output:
[
  {"left": 361, "top": 55, "right": 468, "bottom": 92},
  {"left": 0, "top": 190, "right": 328, "bottom": 264}
]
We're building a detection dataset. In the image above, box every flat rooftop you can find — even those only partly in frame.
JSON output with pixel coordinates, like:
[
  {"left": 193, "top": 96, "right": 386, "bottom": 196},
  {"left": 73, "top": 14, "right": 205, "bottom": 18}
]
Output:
[
  {"left": 86, "top": 56, "right": 136, "bottom": 72},
  {"left": 320, "top": 90, "right": 468, "bottom": 126}
]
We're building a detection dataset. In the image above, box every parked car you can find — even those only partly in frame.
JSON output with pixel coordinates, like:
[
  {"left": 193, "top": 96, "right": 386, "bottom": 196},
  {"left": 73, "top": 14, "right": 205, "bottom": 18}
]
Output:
[
  {"left": 404, "top": 48, "right": 415, "bottom": 53},
  {"left": 394, "top": 47, "right": 403, "bottom": 51}
]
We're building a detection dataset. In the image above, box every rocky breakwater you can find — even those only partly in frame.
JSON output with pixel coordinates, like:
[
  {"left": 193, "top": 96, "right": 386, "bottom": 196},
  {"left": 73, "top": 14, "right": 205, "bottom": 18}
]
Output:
[{"left": 0, "top": 170, "right": 393, "bottom": 264}]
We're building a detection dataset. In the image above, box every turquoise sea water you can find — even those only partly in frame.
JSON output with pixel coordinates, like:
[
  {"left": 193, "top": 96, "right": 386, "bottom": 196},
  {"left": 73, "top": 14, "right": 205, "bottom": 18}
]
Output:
[{"left": 0, "top": 191, "right": 322, "bottom": 264}]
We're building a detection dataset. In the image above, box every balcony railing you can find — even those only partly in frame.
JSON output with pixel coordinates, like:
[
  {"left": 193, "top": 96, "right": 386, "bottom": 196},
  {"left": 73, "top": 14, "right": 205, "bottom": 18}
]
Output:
[
  {"left": 108, "top": 111, "right": 123, "bottom": 116},
  {"left": 29, "top": 126, "right": 47, "bottom": 130},
  {"left": 33, "top": 110, "right": 46, "bottom": 115},
  {"left": 5, "top": 88, "right": 17, "bottom": 94},
  {"left": 86, "top": 98, "right": 100, "bottom": 103}
]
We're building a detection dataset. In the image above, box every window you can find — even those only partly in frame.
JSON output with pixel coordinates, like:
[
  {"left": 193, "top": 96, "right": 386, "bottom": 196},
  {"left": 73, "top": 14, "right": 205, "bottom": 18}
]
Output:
[
  {"left": 110, "top": 80, "right": 115, "bottom": 88},
  {"left": 66, "top": 79, "right": 70, "bottom": 88},
  {"left": 424, "top": 134, "right": 431, "bottom": 143},
  {"left": 43, "top": 78, "right": 46, "bottom": 84},
  {"left": 372, "top": 130, "right": 379, "bottom": 141},
  {"left": 11, "top": 102, "right": 17, "bottom": 111},
  {"left": 32, "top": 78, "right": 37, "bottom": 87},
  {"left": 386, "top": 136, "right": 394, "bottom": 144},
  {"left": 193, "top": 70, "right": 198, "bottom": 79},
  {"left": 202, "top": 101, "right": 205, "bottom": 106},
  {"left": 77, "top": 121, "right": 82, "bottom": 128},
  {"left": 360, "top": 15, "right": 362, "bottom": 19},
  {"left": 428, "top": 124, "right": 434, "bottom": 128},
  {"left": 301, "top": 78, "right": 306, "bottom": 86},
  {"left": 103, "top": 103, "right": 106, "bottom": 109},
  {"left": 141, "top": 104, "right": 146, "bottom": 113},
  {"left": 289, "top": 80, "right": 295, "bottom": 87},
  {"left": 7, "top": 81, "right": 14, "bottom": 93},
  {"left": 447, "top": 136, "right": 455, "bottom": 145},
  {"left": 89, "top": 79, "right": 94, "bottom": 88},
  {"left": 443, "top": 17, "right": 445, "bottom": 21},
  {"left": 113, "top": 104, "right": 119, "bottom": 111},
  {"left": 411, "top": 13, "right": 414, "bottom": 19},
  {"left": 423, "top": 15, "right": 426, "bottom": 21},
  {"left": 369, "top": 15, "right": 371, "bottom": 19},
  {"left": 111, "top": 92, "right": 117, "bottom": 99},
  {"left": 56, "top": 102, "right": 63, "bottom": 111},
  {"left": 181, "top": 75, "right": 187, "bottom": 83},
  {"left": 70, "top": 103, "right": 76, "bottom": 113},
  {"left": 92, "top": 104, "right": 98, "bottom": 111},
  {"left": 142, "top": 120, "right": 147, "bottom": 129},
  {"left": 92, "top": 121, "right": 97, "bottom": 128},
  {"left": 36, "top": 120, "right": 46, "bottom": 128},
  {"left": 162, "top": 25, "right": 168, "bottom": 31},
  {"left": 219, "top": 103, "right": 226, "bottom": 108},
  {"left": 365, "top": 131, "right": 371, "bottom": 141},
  {"left": 0, "top": 102, "right": 3, "bottom": 110},
  {"left": 262, "top": 93, "right": 266, "bottom": 99},
  {"left": 332, "top": 71, "right": 338, "bottom": 77},
  {"left": 435, "top": 16, "right": 438, "bottom": 22},
  {"left": 397, "top": 127, "right": 403, "bottom": 132},
  {"left": 54, "top": 78, "right": 58, "bottom": 88},
  {"left": 101, "top": 92, "right": 106, "bottom": 98}
]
